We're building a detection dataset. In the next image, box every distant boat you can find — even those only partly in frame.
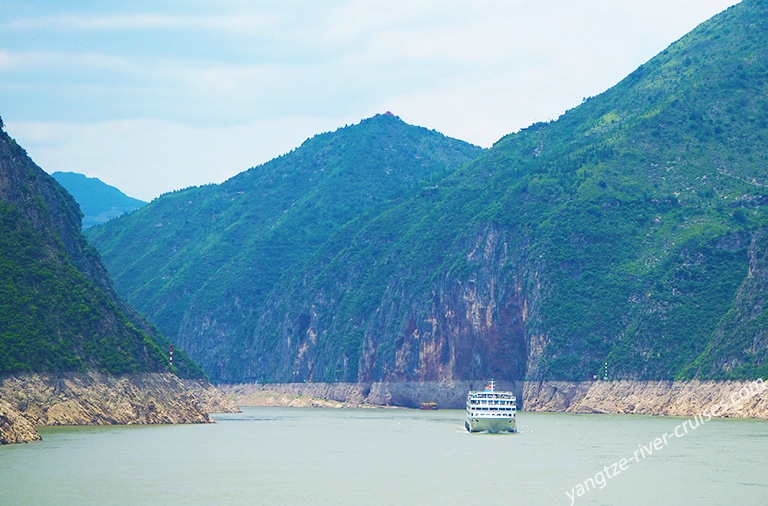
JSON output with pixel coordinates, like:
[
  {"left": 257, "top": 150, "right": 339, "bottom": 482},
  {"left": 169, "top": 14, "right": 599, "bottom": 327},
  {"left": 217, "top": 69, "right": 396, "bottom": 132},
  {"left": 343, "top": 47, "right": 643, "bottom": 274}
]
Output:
[
  {"left": 419, "top": 402, "right": 437, "bottom": 410},
  {"left": 465, "top": 380, "right": 517, "bottom": 433}
]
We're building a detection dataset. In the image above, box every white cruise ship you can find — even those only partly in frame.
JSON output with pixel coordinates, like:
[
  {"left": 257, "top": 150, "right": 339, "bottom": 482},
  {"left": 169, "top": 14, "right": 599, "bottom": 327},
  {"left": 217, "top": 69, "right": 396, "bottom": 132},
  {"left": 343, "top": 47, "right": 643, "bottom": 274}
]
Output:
[{"left": 465, "top": 380, "right": 517, "bottom": 433}]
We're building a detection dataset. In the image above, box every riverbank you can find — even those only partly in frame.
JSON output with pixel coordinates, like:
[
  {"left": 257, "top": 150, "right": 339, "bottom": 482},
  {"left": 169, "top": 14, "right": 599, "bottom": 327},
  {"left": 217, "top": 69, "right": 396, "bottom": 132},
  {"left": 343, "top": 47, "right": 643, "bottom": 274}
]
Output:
[
  {"left": 0, "top": 372, "right": 239, "bottom": 444},
  {"left": 218, "top": 380, "right": 517, "bottom": 409},
  {"left": 523, "top": 379, "right": 768, "bottom": 418},
  {"left": 5, "top": 377, "right": 765, "bottom": 444},
  {"left": 219, "top": 379, "right": 768, "bottom": 419}
]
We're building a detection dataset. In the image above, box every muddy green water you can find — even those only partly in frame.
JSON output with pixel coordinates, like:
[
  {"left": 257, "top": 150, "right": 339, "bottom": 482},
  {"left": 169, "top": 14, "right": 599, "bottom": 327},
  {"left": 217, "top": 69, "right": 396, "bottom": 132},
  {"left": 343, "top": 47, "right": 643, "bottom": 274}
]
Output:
[{"left": 1, "top": 407, "right": 766, "bottom": 505}]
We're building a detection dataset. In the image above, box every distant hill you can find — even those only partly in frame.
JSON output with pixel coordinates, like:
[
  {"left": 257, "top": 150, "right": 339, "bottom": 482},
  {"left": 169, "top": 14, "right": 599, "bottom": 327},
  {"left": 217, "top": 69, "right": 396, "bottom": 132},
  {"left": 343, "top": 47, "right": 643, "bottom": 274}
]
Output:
[
  {"left": 51, "top": 172, "right": 145, "bottom": 228},
  {"left": 85, "top": 113, "right": 484, "bottom": 381},
  {"left": 89, "top": 0, "right": 768, "bottom": 384},
  {"left": 0, "top": 120, "right": 202, "bottom": 378}
]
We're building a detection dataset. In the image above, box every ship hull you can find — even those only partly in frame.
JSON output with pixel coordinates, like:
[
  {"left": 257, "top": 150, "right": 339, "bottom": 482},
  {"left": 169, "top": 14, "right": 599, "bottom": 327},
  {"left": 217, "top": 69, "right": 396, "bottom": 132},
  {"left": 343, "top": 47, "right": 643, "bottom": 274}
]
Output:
[{"left": 465, "top": 417, "right": 517, "bottom": 433}]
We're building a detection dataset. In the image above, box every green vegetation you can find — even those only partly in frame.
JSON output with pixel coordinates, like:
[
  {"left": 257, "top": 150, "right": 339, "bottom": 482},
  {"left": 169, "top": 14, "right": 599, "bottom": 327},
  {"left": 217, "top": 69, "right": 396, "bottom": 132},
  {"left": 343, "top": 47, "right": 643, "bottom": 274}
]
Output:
[
  {"left": 86, "top": 113, "right": 483, "bottom": 381},
  {"left": 0, "top": 127, "right": 203, "bottom": 378},
  {"left": 89, "top": 1, "right": 768, "bottom": 383}
]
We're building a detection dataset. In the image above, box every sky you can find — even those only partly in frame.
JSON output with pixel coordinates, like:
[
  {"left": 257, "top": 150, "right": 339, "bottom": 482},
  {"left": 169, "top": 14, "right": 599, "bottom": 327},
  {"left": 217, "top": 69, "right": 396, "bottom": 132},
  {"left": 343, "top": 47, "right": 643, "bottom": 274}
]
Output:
[{"left": 1, "top": 0, "right": 741, "bottom": 201}]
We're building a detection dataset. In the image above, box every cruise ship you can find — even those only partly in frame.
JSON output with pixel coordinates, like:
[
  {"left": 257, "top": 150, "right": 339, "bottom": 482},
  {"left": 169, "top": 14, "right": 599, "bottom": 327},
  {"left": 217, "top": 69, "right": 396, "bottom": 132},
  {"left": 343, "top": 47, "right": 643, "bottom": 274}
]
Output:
[{"left": 465, "top": 380, "right": 517, "bottom": 433}]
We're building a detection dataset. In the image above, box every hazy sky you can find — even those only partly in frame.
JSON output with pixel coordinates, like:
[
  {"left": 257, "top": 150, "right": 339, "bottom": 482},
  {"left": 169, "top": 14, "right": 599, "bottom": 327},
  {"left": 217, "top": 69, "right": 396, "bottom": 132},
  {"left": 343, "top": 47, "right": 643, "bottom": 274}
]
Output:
[{"left": 1, "top": 0, "right": 740, "bottom": 201}]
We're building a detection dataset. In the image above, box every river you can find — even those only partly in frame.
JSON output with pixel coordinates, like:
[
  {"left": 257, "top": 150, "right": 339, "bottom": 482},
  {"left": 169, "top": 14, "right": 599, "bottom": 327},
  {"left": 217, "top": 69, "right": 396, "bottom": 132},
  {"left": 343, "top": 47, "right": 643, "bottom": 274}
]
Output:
[{"left": 1, "top": 407, "right": 766, "bottom": 505}]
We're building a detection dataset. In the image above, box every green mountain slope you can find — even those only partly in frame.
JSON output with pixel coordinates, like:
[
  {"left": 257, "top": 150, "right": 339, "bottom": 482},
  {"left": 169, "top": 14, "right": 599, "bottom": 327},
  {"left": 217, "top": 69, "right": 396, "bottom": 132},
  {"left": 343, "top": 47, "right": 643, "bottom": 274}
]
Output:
[
  {"left": 51, "top": 172, "right": 146, "bottom": 228},
  {"left": 89, "top": 0, "right": 768, "bottom": 384},
  {"left": 85, "top": 114, "right": 484, "bottom": 380},
  {"left": 0, "top": 119, "right": 202, "bottom": 377},
  {"left": 215, "top": 0, "right": 768, "bottom": 383},
  {"left": 250, "top": 0, "right": 767, "bottom": 383}
]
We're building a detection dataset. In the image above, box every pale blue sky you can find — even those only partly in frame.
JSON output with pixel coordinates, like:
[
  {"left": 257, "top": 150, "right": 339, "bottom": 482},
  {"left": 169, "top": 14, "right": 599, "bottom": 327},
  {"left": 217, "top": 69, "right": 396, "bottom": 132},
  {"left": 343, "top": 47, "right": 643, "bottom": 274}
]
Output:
[{"left": 1, "top": 0, "right": 740, "bottom": 200}]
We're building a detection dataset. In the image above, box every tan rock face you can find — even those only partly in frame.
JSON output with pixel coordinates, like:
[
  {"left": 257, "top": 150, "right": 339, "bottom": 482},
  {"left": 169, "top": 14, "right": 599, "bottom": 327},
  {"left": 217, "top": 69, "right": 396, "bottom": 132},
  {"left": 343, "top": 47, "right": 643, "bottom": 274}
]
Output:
[
  {"left": 0, "top": 399, "right": 42, "bottom": 444},
  {"left": 0, "top": 372, "right": 239, "bottom": 444},
  {"left": 0, "top": 372, "right": 211, "bottom": 426},
  {"left": 523, "top": 380, "right": 768, "bottom": 419}
]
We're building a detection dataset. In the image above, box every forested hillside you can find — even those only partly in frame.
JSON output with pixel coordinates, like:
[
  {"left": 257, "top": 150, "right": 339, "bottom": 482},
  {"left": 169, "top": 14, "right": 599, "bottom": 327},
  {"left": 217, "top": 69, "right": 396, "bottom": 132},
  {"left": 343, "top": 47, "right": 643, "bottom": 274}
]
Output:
[
  {"left": 0, "top": 119, "right": 202, "bottom": 377},
  {"left": 86, "top": 114, "right": 483, "bottom": 380},
  {"left": 89, "top": 0, "right": 768, "bottom": 384}
]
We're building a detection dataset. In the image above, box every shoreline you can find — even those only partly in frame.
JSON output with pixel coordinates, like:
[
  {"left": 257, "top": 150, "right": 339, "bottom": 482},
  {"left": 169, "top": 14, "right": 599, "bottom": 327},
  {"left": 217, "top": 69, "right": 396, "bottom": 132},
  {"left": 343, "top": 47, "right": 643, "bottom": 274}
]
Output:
[
  {"left": 219, "top": 379, "right": 768, "bottom": 419},
  {"left": 4, "top": 377, "right": 766, "bottom": 445}
]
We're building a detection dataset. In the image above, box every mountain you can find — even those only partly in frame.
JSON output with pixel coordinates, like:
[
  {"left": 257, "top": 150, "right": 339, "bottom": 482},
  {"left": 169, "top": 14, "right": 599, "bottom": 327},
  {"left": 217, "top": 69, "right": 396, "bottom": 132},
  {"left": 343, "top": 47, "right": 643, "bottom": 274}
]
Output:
[
  {"left": 85, "top": 113, "right": 484, "bottom": 381},
  {"left": 51, "top": 172, "right": 146, "bottom": 228},
  {"left": 0, "top": 118, "right": 202, "bottom": 378},
  {"left": 266, "top": 0, "right": 768, "bottom": 383},
  {"left": 89, "top": 0, "right": 768, "bottom": 384},
  {"left": 252, "top": 0, "right": 765, "bottom": 383}
]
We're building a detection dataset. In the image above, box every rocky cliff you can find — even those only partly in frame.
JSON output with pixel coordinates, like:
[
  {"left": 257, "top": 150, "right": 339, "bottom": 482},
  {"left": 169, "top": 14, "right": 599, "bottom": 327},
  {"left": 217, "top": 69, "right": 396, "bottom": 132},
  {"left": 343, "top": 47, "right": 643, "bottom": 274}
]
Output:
[
  {"left": 236, "top": 222, "right": 535, "bottom": 384},
  {"left": 0, "top": 372, "right": 239, "bottom": 444}
]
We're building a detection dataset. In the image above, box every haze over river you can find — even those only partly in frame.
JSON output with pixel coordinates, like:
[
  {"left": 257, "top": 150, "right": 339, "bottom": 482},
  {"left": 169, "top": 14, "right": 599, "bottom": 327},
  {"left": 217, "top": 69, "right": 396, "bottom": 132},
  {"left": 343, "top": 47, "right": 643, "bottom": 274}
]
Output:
[{"left": 1, "top": 407, "right": 766, "bottom": 505}]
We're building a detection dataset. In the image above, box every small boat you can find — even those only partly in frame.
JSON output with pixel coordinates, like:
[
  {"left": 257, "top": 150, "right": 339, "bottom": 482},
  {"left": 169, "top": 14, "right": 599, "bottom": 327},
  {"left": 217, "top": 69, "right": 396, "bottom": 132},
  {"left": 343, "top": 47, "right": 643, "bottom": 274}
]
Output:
[
  {"left": 419, "top": 402, "right": 438, "bottom": 410},
  {"left": 465, "top": 380, "right": 517, "bottom": 433}
]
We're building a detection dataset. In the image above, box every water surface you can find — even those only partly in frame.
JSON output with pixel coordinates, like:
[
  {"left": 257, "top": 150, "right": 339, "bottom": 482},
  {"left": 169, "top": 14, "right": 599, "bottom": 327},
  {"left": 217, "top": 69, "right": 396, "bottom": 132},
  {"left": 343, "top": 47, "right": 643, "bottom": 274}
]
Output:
[{"left": 1, "top": 407, "right": 766, "bottom": 505}]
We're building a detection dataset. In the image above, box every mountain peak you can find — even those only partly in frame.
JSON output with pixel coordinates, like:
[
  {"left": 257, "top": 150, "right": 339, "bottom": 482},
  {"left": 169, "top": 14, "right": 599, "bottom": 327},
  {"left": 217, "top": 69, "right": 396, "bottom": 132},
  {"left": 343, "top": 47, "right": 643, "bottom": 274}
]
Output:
[
  {"left": 372, "top": 111, "right": 397, "bottom": 119},
  {"left": 86, "top": 119, "right": 482, "bottom": 382}
]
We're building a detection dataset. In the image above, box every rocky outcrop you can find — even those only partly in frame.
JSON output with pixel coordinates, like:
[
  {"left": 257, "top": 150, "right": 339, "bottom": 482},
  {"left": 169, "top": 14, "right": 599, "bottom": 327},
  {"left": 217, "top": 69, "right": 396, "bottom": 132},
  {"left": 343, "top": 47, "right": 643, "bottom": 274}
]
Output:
[
  {"left": 0, "top": 372, "right": 239, "bottom": 444},
  {"left": 0, "top": 398, "right": 41, "bottom": 444},
  {"left": 524, "top": 380, "right": 768, "bottom": 418}
]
